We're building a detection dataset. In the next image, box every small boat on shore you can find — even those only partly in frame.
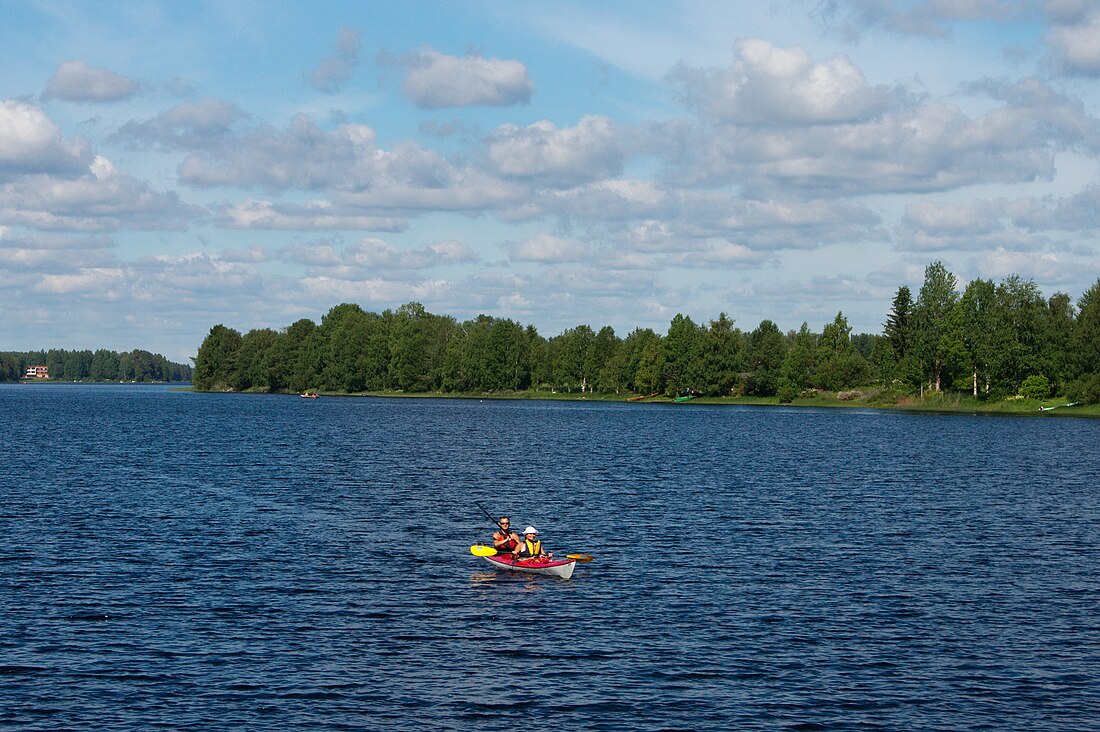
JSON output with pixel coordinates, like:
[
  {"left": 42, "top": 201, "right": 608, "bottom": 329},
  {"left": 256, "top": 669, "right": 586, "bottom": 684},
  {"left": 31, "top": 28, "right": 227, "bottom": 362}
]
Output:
[{"left": 479, "top": 553, "right": 576, "bottom": 579}]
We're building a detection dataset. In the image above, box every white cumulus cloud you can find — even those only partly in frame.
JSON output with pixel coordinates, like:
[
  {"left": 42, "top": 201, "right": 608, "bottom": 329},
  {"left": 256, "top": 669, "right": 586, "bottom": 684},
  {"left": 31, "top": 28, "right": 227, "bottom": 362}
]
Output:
[
  {"left": 509, "top": 234, "right": 587, "bottom": 263},
  {"left": 285, "top": 237, "right": 479, "bottom": 272},
  {"left": 672, "top": 38, "right": 899, "bottom": 125},
  {"left": 216, "top": 199, "right": 406, "bottom": 231},
  {"left": 969, "top": 249, "right": 1077, "bottom": 283},
  {"left": 175, "top": 115, "right": 520, "bottom": 212},
  {"left": 2, "top": 154, "right": 199, "bottom": 232},
  {"left": 661, "top": 73, "right": 1099, "bottom": 196},
  {"left": 43, "top": 60, "right": 138, "bottom": 102},
  {"left": 1045, "top": 1, "right": 1100, "bottom": 76},
  {"left": 34, "top": 267, "right": 125, "bottom": 294},
  {"left": 0, "top": 99, "right": 91, "bottom": 177},
  {"left": 398, "top": 48, "right": 533, "bottom": 108},
  {"left": 487, "top": 115, "right": 623, "bottom": 186},
  {"left": 177, "top": 115, "right": 380, "bottom": 189},
  {"left": 115, "top": 97, "right": 247, "bottom": 150}
]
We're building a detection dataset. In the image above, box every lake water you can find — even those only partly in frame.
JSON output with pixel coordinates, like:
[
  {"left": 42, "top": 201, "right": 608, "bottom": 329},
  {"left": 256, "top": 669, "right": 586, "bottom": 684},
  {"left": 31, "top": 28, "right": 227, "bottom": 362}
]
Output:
[{"left": 2, "top": 384, "right": 1099, "bottom": 730}]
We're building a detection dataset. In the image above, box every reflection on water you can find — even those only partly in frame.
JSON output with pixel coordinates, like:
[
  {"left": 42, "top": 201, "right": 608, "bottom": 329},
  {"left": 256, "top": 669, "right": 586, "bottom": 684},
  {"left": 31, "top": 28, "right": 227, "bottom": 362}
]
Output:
[
  {"left": 468, "top": 571, "right": 506, "bottom": 586},
  {"left": 468, "top": 571, "right": 557, "bottom": 594}
]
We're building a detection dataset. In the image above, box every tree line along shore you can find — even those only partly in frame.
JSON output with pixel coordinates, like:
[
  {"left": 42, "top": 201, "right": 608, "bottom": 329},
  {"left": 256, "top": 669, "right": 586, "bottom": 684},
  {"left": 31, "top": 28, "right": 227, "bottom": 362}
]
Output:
[
  {"left": 191, "top": 261, "right": 1100, "bottom": 408},
  {"left": 0, "top": 349, "right": 192, "bottom": 383}
]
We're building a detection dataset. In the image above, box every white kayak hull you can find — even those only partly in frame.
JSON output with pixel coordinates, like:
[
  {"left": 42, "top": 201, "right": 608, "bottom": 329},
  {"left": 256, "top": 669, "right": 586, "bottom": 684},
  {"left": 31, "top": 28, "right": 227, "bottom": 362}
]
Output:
[{"left": 481, "top": 555, "right": 576, "bottom": 579}]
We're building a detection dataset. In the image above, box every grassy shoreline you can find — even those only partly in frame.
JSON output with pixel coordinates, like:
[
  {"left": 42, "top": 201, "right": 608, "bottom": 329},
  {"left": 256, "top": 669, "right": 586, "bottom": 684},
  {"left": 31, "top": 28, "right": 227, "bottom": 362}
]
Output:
[{"left": 214, "top": 385, "right": 1100, "bottom": 418}]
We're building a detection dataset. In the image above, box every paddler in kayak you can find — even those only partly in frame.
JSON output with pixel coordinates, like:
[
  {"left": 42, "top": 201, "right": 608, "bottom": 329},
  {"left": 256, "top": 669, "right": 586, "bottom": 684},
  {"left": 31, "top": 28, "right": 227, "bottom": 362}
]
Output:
[
  {"left": 513, "top": 526, "right": 553, "bottom": 561},
  {"left": 492, "top": 516, "right": 520, "bottom": 555}
]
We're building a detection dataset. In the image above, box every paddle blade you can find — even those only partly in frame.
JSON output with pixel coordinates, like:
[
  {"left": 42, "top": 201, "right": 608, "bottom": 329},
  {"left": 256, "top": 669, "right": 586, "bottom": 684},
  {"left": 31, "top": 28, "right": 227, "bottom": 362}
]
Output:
[
  {"left": 566, "top": 553, "right": 594, "bottom": 562},
  {"left": 470, "top": 545, "right": 497, "bottom": 557}
]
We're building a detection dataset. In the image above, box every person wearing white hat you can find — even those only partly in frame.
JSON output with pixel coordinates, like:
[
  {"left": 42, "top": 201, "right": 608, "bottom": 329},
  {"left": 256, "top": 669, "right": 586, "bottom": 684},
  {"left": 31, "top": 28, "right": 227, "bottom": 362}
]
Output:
[{"left": 514, "top": 526, "right": 553, "bottom": 560}]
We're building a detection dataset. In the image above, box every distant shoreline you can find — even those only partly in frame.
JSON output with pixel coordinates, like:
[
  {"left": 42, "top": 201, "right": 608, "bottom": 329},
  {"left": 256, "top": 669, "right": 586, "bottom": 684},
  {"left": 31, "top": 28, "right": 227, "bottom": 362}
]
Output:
[
  {"left": 9, "top": 380, "right": 190, "bottom": 385},
  {"left": 183, "top": 386, "right": 1100, "bottom": 418}
]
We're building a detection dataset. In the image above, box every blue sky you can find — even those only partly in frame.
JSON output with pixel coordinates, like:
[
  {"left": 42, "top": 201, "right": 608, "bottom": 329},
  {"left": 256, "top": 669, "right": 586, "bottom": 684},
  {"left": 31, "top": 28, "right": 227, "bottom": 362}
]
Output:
[{"left": 2, "top": 0, "right": 1099, "bottom": 362}]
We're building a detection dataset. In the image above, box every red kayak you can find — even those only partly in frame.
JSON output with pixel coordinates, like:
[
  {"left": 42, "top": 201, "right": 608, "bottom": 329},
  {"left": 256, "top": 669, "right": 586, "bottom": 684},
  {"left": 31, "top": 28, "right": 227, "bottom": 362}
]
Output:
[{"left": 481, "top": 554, "right": 576, "bottom": 579}]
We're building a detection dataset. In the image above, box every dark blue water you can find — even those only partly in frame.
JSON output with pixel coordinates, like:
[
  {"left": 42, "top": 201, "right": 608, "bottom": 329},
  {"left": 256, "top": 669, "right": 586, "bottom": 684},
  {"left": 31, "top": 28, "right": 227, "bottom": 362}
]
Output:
[{"left": 2, "top": 384, "right": 1099, "bottom": 730}]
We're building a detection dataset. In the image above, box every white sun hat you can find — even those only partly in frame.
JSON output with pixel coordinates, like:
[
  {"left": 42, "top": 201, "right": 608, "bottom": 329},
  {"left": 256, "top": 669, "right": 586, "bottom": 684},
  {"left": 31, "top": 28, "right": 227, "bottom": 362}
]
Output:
[{"left": 521, "top": 526, "right": 539, "bottom": 535}]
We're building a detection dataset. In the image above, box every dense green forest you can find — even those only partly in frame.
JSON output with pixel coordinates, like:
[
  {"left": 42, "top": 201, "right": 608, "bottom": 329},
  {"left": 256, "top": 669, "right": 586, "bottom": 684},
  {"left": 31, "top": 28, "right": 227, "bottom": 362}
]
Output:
[
  {"left": 0, "top": 348, "right": 192, "bottom": 383},
  {"left": 193, "top": 261, "right": 1100, "bottom": 404}
]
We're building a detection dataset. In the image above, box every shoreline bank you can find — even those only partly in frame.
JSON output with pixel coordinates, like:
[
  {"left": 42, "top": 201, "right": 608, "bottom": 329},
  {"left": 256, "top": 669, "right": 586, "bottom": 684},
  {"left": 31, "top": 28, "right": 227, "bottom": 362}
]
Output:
[{"left": 189, "top": 386, "right": 1100, "bottom": 418}]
